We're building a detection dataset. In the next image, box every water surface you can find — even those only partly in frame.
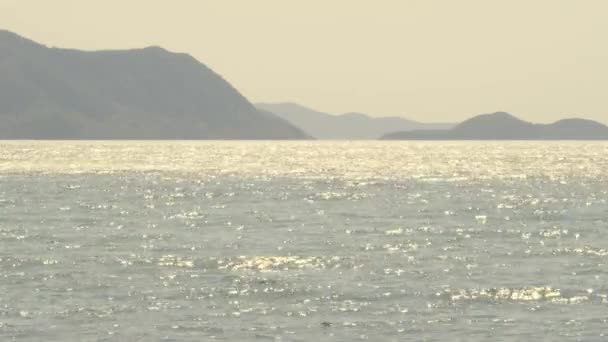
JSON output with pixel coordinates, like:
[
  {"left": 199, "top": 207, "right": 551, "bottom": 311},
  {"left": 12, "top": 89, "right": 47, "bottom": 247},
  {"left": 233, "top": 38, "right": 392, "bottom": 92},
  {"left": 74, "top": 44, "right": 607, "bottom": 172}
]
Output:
[{"left": 1, "top": 141, "right": 607, "bottom": 341}]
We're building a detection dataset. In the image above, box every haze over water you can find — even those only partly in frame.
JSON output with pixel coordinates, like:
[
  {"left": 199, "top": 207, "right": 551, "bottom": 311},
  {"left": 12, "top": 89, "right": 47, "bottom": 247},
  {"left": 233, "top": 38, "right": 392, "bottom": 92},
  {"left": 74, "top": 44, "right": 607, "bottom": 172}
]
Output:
[{"left": 1, "top": 141, "right": 608, "bottom": 341}]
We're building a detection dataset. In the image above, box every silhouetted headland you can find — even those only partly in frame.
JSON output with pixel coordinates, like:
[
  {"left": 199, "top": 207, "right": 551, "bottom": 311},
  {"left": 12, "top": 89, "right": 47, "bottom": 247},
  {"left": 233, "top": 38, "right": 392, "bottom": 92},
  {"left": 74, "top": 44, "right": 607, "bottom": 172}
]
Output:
[
  {"left": 256, "top": 102, "right": 452, "bottom": 140},
  {"left": 381, "top": 112, "right": 608, "bottom": 140},
  {"left": 0, "top": 30, "right": 310, "bottom": 139}
]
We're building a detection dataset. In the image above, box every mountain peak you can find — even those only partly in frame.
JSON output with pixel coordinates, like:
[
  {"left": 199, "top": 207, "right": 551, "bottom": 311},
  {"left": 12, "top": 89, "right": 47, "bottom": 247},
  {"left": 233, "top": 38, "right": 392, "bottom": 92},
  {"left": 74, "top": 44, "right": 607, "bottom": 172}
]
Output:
[
  {"left": 466, "top": 111, "right": 522, "bottom": 122},
  {"left": 488, "top": 111, "right": 517, "bottom": 119},
  {"left": 0, "top": 30, "right": 309, "bottom": 139},
  {"left": 141, "top": 45, "right": 170, "bottom": 53}
]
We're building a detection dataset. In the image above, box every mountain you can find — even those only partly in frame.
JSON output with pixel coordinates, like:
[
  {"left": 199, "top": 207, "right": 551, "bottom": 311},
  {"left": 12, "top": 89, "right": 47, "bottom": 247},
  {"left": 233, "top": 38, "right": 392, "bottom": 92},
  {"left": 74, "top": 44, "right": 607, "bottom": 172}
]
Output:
[
  {"left": 381, "top": 112, "right": 608, "bottom": 140},
  {"left": 0, "top": 30, "right": 309, "bottom": 139},
  {"left": 255, "top": 102, "right": 453, "bottom": 140}
]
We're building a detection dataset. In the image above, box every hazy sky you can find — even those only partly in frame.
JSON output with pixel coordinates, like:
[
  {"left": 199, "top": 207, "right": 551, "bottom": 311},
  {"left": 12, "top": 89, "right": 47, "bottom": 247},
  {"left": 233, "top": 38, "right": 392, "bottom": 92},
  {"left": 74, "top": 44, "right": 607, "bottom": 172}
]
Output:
[{"left": 1, "top": 0, "right": 607, "bottom": 123}]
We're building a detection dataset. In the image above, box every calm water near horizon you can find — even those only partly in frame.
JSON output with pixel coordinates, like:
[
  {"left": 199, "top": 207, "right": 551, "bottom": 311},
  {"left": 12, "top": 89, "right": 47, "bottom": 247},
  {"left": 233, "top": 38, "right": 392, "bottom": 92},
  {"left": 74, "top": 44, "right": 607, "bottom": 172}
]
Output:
[{"left": 1, "top": 141, "right": 608, "bottom": 341}]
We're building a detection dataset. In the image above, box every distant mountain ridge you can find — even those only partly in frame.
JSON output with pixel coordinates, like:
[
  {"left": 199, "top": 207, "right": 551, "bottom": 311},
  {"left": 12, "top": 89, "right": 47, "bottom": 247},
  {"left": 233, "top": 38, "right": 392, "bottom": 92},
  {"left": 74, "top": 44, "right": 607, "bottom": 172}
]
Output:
[
  {"left": 0, "top": 29, "right": 309, "bottom": 139},
  {"left": 381, "top": 112, "right": 608, "bottom": 140},
  {"left": 256, "top": 102, "right": 453, "bottom": 140}
]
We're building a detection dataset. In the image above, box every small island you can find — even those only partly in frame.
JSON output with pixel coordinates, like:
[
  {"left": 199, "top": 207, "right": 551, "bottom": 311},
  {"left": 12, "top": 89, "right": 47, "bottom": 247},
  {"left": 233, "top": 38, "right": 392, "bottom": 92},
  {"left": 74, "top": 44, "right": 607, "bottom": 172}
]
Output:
[{"left": 381, "top": 112, "right": 608, "bottom": 140}]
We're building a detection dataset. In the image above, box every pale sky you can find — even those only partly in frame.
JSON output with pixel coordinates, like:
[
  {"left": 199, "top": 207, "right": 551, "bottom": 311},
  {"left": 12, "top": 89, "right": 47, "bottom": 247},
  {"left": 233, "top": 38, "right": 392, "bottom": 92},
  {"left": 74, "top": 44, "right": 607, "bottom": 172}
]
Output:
[{"left": 1, "top": 0, "right": 607, "bottom": 123}]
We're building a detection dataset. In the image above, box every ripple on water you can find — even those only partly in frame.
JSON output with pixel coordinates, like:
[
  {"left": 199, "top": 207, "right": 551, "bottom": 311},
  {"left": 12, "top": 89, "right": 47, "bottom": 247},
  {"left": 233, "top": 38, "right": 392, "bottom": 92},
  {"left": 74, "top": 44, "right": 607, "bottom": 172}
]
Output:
[
  {"left": 1, "top": 142, "right": 608, "bottom": 340},
  {"left": 219, "top": 256, "right": 335, "bottom": 272},
  {"left": 438, "top": 286, "right": 602, "bottom": 304}
]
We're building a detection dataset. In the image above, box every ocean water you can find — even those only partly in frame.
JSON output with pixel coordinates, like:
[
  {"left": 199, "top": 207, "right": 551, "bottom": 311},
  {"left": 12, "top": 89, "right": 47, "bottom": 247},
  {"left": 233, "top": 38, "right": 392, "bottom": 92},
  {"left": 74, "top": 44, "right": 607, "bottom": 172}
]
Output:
[{"left": 1, "top": 141, "right": 608, "bottom": 341}]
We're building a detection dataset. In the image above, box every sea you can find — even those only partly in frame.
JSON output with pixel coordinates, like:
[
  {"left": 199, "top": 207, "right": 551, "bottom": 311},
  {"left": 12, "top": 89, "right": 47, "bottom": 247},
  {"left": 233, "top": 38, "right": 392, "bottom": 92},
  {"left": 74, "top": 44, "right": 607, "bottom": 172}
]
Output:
[{"left": 1, "top": 141, "right": 607, "bottom": 341}]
